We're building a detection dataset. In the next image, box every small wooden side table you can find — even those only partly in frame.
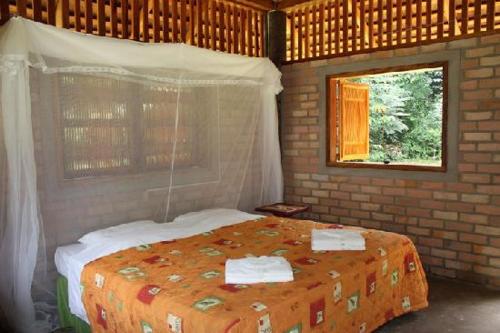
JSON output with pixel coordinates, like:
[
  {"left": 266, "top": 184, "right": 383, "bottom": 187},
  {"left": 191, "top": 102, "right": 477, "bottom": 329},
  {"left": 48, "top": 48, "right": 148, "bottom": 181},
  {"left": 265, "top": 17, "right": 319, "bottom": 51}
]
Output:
[{"left": 255, "top": 203, "right": 310, "bottom": 218}]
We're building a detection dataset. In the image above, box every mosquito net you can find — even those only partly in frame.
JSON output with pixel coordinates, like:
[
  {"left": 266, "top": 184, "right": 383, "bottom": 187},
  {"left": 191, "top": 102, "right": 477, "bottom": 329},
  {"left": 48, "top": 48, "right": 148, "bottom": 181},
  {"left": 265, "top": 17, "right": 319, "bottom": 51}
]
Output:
[{"left": 0, "top": 17, "right": 283, "bottom": 332}]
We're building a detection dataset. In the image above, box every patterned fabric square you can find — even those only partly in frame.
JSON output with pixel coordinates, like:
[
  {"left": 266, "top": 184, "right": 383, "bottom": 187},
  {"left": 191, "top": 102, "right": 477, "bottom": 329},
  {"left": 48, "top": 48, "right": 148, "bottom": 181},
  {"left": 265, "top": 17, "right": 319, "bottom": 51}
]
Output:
[
  {"left": 137, "top": 285, "right": 161, "bottom": 304},
  {"left": 167, "top": 313, "right": 183, "bottom": 333},
  {"left": 333, "top": 281, "right": 342, "bottom": 303},
  {"left": 366, "top": 272, "right": 377, "bottom": 296},
  {"left": 258, "top": 313, "right": 272, "bottom": 333},
  {"left": 405, "top": 253, "right": 417, "bottom": 273},
  {"left": 192, "top": 296, "right": 224, "bottom": 311},
  {"left": 283, "top": 323, "right": 302, "bottom": 333},
  {"left": 347, "top": 291, "right": 360, "bottom": 313},
  {"left": 96, "top": 304, "right": 107, "bottom": 329},
  {"left": 295, "top": 257, "right": 320, "bottom": 265},
  {"left": 309, "top": 298, "right": 325, "bottom": 327}
]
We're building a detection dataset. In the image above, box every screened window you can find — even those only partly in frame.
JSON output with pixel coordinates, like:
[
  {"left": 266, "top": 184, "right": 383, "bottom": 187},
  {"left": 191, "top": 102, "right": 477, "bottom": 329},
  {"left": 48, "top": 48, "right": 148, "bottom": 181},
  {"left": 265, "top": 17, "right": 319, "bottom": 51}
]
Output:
[
  {"left": 57, "top": 74, "right": 196, "bottom": 179},
  {"left": 327, "top": 62, "right": 447, "bottom": 172}
]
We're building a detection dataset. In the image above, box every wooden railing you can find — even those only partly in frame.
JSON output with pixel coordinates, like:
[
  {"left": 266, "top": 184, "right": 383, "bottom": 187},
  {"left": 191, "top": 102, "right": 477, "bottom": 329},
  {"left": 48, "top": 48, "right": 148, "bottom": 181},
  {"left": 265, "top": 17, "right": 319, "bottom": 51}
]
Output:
[
  {"left": 1, "top": 0, "right": 267, "bottom": 57},
  {"left": 285, "top": 0, "right": 500, "bottom": 63}
]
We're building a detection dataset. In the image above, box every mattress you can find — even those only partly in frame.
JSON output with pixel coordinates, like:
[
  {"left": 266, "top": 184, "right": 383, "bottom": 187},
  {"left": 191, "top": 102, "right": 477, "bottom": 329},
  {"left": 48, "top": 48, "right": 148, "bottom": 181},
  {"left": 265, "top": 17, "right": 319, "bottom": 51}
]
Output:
[
  {"left": 80, "top": 216, "right": 428, "bottom": 333},
  {"left": 55, "top": 243, "right": 86, "bottom": 279}
]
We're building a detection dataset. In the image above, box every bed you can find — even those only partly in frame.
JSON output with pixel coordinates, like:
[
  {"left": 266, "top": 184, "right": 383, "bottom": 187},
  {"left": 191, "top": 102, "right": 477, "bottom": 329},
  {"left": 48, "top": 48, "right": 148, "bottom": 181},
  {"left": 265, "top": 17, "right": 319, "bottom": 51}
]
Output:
[{"left": 55, "top": 210, "right": 428, "bottom": 333}]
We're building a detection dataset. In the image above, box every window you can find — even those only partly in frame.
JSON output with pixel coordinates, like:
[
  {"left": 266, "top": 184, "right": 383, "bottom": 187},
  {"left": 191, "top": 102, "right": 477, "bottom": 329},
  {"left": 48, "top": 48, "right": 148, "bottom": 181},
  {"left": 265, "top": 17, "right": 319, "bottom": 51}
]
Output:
[
  {"left": 57, "top": 74, "right": 198, "bottom": 179},
  {"left": 327, "top": 62, "right": 447, "bottom": 172}
]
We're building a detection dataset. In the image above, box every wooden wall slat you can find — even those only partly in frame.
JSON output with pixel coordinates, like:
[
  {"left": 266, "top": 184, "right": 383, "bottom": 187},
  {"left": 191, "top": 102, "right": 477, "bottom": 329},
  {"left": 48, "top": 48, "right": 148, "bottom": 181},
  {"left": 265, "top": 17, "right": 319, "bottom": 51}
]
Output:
[
  {"left": 197, "top": 0, "right": 203, "bottom": 47},
  {"left": 163, "top": 0, "right": 170, "bottom": 42},
  {"left": 180, "top": 0, "right": 187, "bottom": 42},
  {"left": 121, "top": 0, "right": 128, "bottom": 39},
  {"left": 305, "top": 6, "right": 310, "bottom": 58},
  {"left": 153, "top": 0, "right": 161, "bottom": 42},
  {"left": 16, "top": 0, "right": 27, "bottom": 18},
  {"left": 75, "top": 0, "right": 82, "bottom": 32},
  {"left": 449, "top": 0, "right": 456, "bottom": 38},
  {"left": 0, "top": 0, "right": 9, "bottom": 24},
  {"left": 327, "top": 2, "right": 332, "bottom": 55},
  {"left": 359, "top": 0, "right": 365, "bottom": 51},
  {"left": 254, "top": 10, "right": 259, "bottom": 56},
  {"left": 173, "top": 0, "right": 179, "bottom": 42},
  {"left": 386, "top": 0, "right": 392, "bottom": 46},
  {"left": 204, "top": 0, "right": 209, "bottom": 47},
  {"left": 405, "top": 0, "right": 412, "bottom": 43},
  {"left": 132, "top": 0, "right": 140, "bottom": 40},
  {"left": 97, "top": 0, "right": 105, "bottom": 36},
  {"left": 143, "top": 0, "right": 150, "bottom": 41},
  {"left": 368, "top": 0, "right": 373, "bottom": 49},
  {"left": 248, "top": 10, "right": 253, "bottom": 56},
  {"left": 289, "top": 13, "right": 294, "bottom": 60},
  {"left": 85, "top": 0, "right": 93, "bottom": 33},
  {"left": 234, "top": 6, "right": 239, "bottom": 53},
  {"left": 486, "top": 0, "right": 494, "bottom": 31},
  {"left": 227, "top": 6, "right": 232, "bottom": 52},
  {"left": 219, "top": 2, "right": 225, "bottom": 51},
  {"left": 416, "top": 0, "right": 422, "bottom": 41},
  {"left": 319, "top": 3, "right": 324, "bottom": 55},
  {"left": 110, "top": 0, "right": 118, "bottom": 37},
  {"left": 241, "top": 9, "right": 247, "bottom": 55},
  {"left": 426, "top": 0, "right": 432, "bottom": 40},
  {"left": 343, "top": 0, "right": 349, "bottom": 52},
  {"left": 335, "top": 0, "right": 341, "bottom": 53},
  {"left": 461, "top": 0, "right": 468, "bottom": 34},
  {"left": 474, "top": 0, "right": 481, "bottom": 32},
  {"left": 396, "top": 0, "right": 402, "bottom": 44},
  {"left": 61, "top": 0, "right": 70, "bottom": 28},
  {"left": 48, "top": 0, "right": 56, "bottom": 25},
  {"left": 298, "top": 8, "right": 303, "bottom": 59},
  {"left": 210, "top": 0, "right": 216, "bottom": 50},
  {"left": 437, "top": 0, "right": 444, "bottom": 38},
  {"left": 260, "top": 12, "right": 265, "bottom": 56},
  {"left": 312, "top": 5, "right": 317, "bottom": 57},
  {"left": 190, "top": 0, "right": 195, "bottom": 45},
  {"left": 33, "top": 0, "right": 42, "bottom": 22},
  {"left": 352, "top": 0, "right": 357, "bottom": 51},
  {"left": 377, "top": 0, "right": 383, "bottom": 48}
]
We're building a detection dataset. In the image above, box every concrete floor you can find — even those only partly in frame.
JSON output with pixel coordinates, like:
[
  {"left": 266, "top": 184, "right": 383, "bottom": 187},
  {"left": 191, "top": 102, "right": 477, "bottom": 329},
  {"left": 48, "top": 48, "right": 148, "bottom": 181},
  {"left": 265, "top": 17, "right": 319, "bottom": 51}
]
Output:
[{"left": 377, "top": 277, "right": 500, "bottom": 333}]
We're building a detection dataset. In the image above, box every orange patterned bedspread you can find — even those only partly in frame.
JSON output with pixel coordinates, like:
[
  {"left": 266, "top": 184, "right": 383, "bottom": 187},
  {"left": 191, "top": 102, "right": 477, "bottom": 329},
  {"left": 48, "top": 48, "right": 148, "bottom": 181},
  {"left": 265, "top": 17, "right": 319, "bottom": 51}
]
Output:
[{"left": 81, "top": 216, "right": 428, "bottom": 333}]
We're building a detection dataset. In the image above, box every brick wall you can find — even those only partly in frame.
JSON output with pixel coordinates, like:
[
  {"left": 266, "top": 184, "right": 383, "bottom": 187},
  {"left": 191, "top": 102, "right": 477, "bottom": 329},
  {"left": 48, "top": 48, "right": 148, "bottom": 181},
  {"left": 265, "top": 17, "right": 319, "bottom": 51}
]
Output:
[{"left": 281, "top": 34, "right": 500, "bottom": 288}]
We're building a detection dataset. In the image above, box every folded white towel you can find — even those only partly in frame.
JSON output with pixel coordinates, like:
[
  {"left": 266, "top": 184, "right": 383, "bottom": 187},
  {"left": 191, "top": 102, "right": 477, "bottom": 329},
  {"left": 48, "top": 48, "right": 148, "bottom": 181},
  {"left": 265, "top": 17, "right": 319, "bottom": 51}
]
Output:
[
  {"left": 225, "top": 256, "right": 294, "bottom": 284},
  {"left": 312, "top": 229, "right": 366, "bottom": 251}
]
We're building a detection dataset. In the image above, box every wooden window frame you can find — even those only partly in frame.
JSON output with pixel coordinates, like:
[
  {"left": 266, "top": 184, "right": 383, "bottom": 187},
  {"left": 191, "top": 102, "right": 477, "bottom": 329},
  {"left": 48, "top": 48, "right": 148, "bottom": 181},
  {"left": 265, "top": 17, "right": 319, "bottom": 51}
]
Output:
[{"left": 326, "top": 61, "right": 448, "bottom": 172}]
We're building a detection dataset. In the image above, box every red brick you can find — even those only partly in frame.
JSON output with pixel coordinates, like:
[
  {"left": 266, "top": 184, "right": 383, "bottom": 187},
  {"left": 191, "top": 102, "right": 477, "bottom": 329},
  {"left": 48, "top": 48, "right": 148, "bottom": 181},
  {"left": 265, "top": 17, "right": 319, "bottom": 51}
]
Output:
[{"left": 459, "top": 233, "right": 488, "bottom": 244}]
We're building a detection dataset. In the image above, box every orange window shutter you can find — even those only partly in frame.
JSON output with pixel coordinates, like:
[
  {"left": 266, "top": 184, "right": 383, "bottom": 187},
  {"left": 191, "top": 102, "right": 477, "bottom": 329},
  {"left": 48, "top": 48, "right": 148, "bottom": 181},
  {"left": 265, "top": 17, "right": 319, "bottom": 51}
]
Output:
[
  {"left": 328, "top": 79, "right": 339, "bottom": 163},
  {"left": 339, "top": 81, "right": 370, "bottom": 161}
]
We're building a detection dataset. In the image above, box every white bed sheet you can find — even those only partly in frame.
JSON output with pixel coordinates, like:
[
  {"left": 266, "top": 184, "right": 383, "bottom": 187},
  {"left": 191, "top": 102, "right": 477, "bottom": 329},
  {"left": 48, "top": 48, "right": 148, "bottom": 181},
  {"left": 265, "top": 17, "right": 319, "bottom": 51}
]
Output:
[
  {"left": 55, "top": 209, "right": 262, "bottom": 323},
  {"left": 54, "top": 243, "right": 87, "bottom": 279}
]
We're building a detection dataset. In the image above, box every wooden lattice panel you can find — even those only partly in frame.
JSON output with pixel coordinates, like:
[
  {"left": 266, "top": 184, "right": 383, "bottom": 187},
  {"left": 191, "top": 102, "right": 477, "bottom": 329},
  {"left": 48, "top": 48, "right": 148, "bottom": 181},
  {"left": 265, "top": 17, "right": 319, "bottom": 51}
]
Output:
[
  {"left": 285, "top": 0, "right": 500, "bottom": 62},
  {"left": 2, "top": 0, "right": 267, "bottom": 57}
]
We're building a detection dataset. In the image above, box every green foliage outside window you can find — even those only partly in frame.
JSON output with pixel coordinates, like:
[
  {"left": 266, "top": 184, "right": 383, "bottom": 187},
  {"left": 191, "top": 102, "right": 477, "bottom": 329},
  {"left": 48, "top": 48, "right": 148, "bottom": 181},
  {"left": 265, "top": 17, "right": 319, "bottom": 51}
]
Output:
[{"left": 351, "top": 68, "right": 443, "bottom": 165}]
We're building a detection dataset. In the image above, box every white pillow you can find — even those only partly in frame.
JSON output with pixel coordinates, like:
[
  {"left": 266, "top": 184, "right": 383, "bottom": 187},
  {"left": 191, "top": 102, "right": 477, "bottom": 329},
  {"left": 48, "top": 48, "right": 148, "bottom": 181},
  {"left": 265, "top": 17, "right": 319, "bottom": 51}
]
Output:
[
  {"left": 171, "top": 208, "right": 262, "bottom": 230},
  {"left": 78, "top": 220, "right": 157, "bottom": 244}
]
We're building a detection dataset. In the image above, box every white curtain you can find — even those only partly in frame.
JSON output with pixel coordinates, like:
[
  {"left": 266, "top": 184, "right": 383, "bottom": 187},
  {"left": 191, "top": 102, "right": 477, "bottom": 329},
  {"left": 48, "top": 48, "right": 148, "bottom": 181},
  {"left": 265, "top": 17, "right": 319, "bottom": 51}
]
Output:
[{"left": 0, "top": 17, "right": 283, "bottom": 332}]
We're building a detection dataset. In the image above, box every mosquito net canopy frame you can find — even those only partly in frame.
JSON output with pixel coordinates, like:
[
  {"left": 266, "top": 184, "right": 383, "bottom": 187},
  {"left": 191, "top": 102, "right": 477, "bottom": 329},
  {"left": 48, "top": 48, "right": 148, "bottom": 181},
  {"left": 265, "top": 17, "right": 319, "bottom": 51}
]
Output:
[{"left": 0, "top": 17, "right": 283, "bottom": 332}]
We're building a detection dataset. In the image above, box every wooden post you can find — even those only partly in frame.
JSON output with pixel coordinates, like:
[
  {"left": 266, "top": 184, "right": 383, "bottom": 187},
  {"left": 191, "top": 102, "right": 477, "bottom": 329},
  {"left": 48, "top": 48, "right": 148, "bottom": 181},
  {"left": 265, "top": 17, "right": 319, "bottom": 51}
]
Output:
[{"left": 267, "top": 10, "right": 286, "bottom": 67}]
